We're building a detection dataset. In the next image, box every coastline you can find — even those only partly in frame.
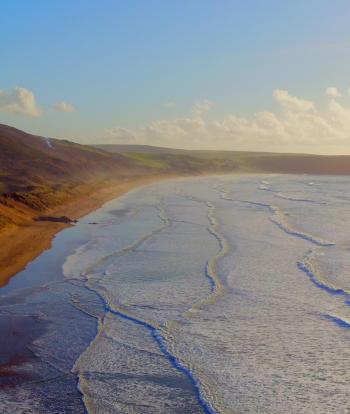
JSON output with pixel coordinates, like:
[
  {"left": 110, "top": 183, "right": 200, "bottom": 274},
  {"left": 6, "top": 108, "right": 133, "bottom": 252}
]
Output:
[
  {"left": 0, "top": 175, "right": 221, "bottom": 411},
  {"left": 0, "top": 173, "right": 180, "bottom": 288}
]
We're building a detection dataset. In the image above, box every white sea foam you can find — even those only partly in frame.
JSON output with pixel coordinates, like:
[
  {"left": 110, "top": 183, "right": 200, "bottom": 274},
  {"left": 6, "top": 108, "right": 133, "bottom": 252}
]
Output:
[
  {"left": 68, "top": 176, "right": 350, "bottom": 413},
  {"left": 5, "top": 175, "right": 350, "bottom": 413}
]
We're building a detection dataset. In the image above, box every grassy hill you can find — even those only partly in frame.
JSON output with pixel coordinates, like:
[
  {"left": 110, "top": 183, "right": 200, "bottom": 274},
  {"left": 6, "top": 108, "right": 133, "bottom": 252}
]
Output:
[
  {"left": 0, "top": 124, "right": 155, "bottom": 230},
  {"left": 2, "top": 123, "right": 350, "bottom": 232},
  {"left": 0, "top": 125, "right": 146, "bottom": 195},
  {"left": 1, "top": 124, "right": 350, "bottom": 283},
  {"left": 97, "top": 144, "right": 350, "bottom": 175}
]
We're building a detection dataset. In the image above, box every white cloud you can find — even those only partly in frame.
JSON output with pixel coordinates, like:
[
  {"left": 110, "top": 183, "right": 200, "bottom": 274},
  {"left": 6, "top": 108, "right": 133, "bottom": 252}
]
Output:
[
  {"left": 273, "top": 89, "right": 315, "bottom": 112},
  {"left": 325, "top": 86, "right": 341, "bottom": 98},
  {"left": 55, "top": 101, "right": 75, "bottom": 113},
  {"left": 100, "top": 91, "right": 350, "bottom": 153},
  {"left": 192, "top": 99, "right": 214, "bottom": 117},
  {"left": 0, "top": 87, "right": 41, "bottom": 117}
]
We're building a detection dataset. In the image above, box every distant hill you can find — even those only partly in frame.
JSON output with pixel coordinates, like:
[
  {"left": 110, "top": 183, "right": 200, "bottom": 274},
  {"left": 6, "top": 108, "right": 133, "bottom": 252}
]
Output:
[
  {"left": 0, "top": 124, "right": 154, "bottom": 229},
  {"left": 0, "top": 124, "right": 248, "bottom": 231},
  {"left": 97, "top": 144, "right": 350, "bottom": 175},
  {"left": 0, "top": 124, "right": 143, "bottom": 194},
  {"left": 2, "top": 123, "right": 350, "bottom": 284},
  {"left": 2, "top": 123, "right": 350, "bottom": 281},
  {"left": 2, "top": 123, "right": 350, "bottom": 231},
  {"left": 97, "top": 143, "right": 271, "bottom": 156},
  {"left": 97, "top": 144, "right": 188, "bottom": 154}
]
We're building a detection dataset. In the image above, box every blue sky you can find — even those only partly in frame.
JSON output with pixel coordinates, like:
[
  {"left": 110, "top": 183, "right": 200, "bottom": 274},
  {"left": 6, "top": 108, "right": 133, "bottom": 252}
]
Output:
[{"left": 1, "top": 1, "right": 350, "bottom": 153}]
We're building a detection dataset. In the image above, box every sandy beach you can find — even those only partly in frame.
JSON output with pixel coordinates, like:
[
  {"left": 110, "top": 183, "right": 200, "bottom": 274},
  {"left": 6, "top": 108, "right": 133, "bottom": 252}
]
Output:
[
  {"left": 0, "top": 174, "right": 178, "bottom": 288},
  {"left": 1, "top": 174, "right": 350, "bottom": 412}
]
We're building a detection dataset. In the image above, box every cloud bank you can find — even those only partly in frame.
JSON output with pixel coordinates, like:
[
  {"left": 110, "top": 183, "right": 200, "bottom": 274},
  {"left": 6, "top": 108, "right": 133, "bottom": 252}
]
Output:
[
  {"left": 0, "top": 87, "right": 41, "bottom": 117},
  {"left": 102, "top": 88, "right": 350, "bottom": 153}
]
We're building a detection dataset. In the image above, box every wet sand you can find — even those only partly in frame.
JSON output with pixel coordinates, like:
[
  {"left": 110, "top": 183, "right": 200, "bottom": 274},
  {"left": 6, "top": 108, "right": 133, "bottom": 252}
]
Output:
[
  {"left": 0, "top": 313, "right": 49, "bottom": 387},
  {"left": 0, "top": 174, "right": 179, "bottom": 288}
]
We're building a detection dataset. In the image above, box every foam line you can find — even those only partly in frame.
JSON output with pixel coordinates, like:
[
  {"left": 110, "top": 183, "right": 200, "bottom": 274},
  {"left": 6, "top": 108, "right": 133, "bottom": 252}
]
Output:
[
  {"left": 204, "top": 260, "right": 216, "bottom": 292},
  {"left": 175, "top": 194, "right": 228, "bottom": 303},
  {"left": 78, "top": 282, "right": 218, "bottom": 414},
  {"left": 220, "top": 186, "right": 334, "bottom": 247},
  {"left": 270, "top": 215, "right": 334, "bottom": 247},
  {"left": 182, "top": 202, "right": 229, "bottom": 318},
  {"left": 297, "top": 252, "right": 350, "bottom": 298},
  {"left": 258, "top": 184, "right": 275, "bottom": 192},
  {"left": 275, "top": 192, "right": 325, "bottom": 204},
  {"left": 233, "top": 198, "right": 334, "bottom": 247},
  {"left": 297, "top": 251, "right": 350, "bottom": 330},
  {"left": 221, "top": 189, "right": 346, "bottom": 332},
  {"left": 323, "top": 314, "right": 350, "bottom": 328},
  {"left": 81, "top": 203, "right": 170, "bottom": 278},
  {"left": 73, "top": 199, "right": 220, "bottom": 414},
  {"left": 113, "top": 307, "right": 218, "bottom": 414}
]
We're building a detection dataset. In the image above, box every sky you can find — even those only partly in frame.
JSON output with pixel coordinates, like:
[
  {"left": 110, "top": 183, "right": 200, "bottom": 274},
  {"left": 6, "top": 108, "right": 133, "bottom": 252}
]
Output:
[{"left": 1, "top": 0, "right": 350, "bottom": 153}]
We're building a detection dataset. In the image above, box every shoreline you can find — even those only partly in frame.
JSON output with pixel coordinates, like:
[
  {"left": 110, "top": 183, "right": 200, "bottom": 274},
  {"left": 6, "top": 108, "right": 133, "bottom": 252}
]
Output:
[
  {"left": 0, "top": 174, "right": 181, "bottom": 288},
  {"left": 0, "top": 174, "right": 220, "bottom": 409}
]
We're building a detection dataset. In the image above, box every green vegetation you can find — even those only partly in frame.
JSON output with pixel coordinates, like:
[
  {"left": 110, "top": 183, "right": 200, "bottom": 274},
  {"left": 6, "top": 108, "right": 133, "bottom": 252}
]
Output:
[
  {"left": 2, "top": 122, "right": 350, "bottom": 233},
  {"left": 121, "top": 152, "right": 168, "bottom": 169}
]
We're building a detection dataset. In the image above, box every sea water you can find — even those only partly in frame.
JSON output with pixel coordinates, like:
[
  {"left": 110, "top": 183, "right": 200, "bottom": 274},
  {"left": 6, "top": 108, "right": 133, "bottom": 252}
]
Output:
[{"left": 1, "top": 175, "right": 350, "bottom": 413}]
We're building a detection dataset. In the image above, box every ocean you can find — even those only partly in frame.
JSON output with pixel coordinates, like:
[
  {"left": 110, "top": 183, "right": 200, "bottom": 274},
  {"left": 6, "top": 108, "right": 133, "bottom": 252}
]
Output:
[{"left": 1, "top": 175, "right": 350, "bottom": 413}]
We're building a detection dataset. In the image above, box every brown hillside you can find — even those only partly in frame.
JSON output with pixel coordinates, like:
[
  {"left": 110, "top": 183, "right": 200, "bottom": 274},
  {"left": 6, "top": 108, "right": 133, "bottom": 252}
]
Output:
[
  {"left": 0, "top": 124, "right": 153, "bottom": 231},
  {"left": 0, "top": 124, "right": 139, "bottom": 194}
]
